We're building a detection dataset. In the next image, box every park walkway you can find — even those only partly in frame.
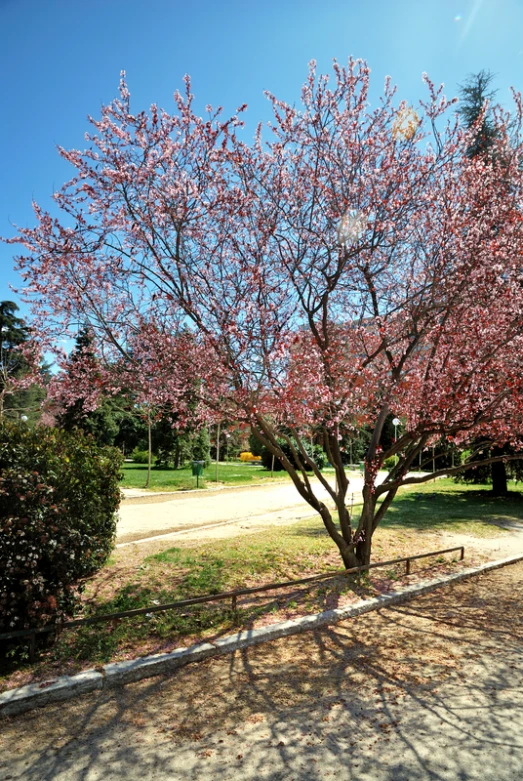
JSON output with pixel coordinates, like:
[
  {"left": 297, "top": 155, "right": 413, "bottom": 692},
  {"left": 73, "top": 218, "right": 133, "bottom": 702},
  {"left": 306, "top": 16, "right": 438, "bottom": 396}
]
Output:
[
  {"left": 117, "top": 471, "right": 398, "bottom": 544},
  {"left": 1, "top": 559, "right": 522, "bottom": 780}
]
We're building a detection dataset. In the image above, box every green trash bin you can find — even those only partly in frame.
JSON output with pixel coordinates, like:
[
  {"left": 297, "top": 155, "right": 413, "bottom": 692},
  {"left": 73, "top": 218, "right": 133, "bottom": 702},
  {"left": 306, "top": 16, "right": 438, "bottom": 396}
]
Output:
[
  {"left": 358, "top": 461, "right": 365, "bottom": 473},
  {"left": 191, "top": 461, "right": 205, "bottom": 476},
  {"left": 191, "top": 460, "right": 205, "bottom": 487}
]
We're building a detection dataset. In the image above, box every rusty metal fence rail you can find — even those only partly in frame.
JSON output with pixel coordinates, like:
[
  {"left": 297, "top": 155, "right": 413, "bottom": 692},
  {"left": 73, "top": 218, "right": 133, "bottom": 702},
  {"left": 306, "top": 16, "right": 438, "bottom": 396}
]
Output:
[{"left": 0, "top": 545, "right": 465, "bottom": 660}]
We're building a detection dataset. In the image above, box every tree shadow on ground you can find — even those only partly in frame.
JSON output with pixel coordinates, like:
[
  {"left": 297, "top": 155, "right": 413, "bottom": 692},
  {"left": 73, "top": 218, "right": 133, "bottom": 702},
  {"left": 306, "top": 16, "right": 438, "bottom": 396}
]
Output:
[
  {"left": 381, "top": 488, "right": 523, "bottom": 532},
  {"left": 3, "top": 562, "right": 523, "bottom": 781}
]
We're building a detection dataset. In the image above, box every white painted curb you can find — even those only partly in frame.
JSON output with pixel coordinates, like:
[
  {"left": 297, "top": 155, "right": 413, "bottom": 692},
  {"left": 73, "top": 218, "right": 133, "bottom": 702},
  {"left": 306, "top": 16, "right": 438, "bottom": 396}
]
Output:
[{"left": 2, "top": 553, "right": 522, "bottom": 717}]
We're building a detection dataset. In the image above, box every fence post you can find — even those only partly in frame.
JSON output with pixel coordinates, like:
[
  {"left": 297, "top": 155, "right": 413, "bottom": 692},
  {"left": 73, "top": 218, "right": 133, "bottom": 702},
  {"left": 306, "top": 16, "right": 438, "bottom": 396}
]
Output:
[
  {"left": 231, "top": 594, "right": 237, "bottom": 612},
  {"left": 460, "top": 546, "right": 465, "bottom": 561},
  {"left": 405, "top": 559, "right": 411, "bottom": 576}
]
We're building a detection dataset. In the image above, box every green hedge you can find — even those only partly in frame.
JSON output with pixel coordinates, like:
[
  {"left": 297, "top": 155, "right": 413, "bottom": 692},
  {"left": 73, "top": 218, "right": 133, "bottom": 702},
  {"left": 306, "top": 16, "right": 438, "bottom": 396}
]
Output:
[{"left": 0, "top": 421, "right": 122, "bottom": 641}]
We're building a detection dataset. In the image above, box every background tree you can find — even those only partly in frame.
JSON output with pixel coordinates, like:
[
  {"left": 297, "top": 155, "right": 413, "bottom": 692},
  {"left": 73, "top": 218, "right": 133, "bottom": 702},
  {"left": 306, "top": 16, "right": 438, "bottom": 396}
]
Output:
[
  {"left": 8, "top": 60, "right": 523, "bottom": 568},
  {"left": 458, "top": 70, "right": 499, "bottom": 158},
  {"left": 113, "top": 408, "right": 148, "bottom": 455},
  {"left": 0, "top": 301, "right": 45, "bottom": 423},
  {"left": 457, "top": 70, "right": 519, "bottom": 496},
  {"left": 152, "top": 410, "right": 193, "bottom": 468},
  {"left": 57, "top": 327, "right": 122, "bottom": 445},
  {"left": 191, "top": 426, "right": 211, "bottom": 467},
  {"left": 214, "top": 423, "right": 244, "bottom": 461}
]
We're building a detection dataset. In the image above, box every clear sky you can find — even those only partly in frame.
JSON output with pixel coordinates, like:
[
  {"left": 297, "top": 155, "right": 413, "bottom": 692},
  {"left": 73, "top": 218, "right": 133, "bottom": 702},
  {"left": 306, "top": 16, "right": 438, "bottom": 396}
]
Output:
[{"left": 1, "top": 0, "right": 522, "bottom": 319}]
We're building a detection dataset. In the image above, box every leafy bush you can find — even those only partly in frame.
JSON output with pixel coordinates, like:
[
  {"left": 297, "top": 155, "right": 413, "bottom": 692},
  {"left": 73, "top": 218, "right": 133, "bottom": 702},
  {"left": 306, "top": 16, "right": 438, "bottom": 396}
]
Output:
[
  {"left": 0, "top": 421, "right": 122, "bottom": 640},
  {"left": 260, "top": 438, "right": 327, "bottom": 472},
  {"left": 383, "top": 456, "right": 397, "bottom": 471},
  {"left": 131, "top": 448, "right": 150, "bottom": 464}
]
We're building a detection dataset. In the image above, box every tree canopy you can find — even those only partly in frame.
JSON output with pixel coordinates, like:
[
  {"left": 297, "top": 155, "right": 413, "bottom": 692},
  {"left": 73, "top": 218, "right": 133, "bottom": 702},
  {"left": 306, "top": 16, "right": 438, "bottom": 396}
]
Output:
[{"left": 7, "top": 59, "right": 523, "bottom": 566}]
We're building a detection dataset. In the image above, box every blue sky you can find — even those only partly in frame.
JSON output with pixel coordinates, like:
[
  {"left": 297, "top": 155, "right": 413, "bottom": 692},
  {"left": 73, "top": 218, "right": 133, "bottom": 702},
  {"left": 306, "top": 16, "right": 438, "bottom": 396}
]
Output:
[{"left": 1, "top": 0, "right": 522, "bottom": 320}]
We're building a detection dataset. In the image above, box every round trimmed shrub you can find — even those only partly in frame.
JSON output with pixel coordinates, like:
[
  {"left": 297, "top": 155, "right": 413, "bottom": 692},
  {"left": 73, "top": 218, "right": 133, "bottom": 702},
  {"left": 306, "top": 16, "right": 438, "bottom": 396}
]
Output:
[{"left": 0, "top": 421, "right": 122, "bottom": 638}]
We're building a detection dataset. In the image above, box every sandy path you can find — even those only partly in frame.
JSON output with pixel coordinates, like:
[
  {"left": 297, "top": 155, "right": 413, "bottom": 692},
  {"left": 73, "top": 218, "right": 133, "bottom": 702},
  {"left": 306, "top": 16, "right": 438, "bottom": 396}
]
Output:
[
  {"left": 117, "top": 476, "right": 359, "bottom": 543},
  {"left": 2, "top": 560, "right": 523, "bottom": 780},
  {"left": 117, "top": 472, "right": 386, "bottom": 544}
]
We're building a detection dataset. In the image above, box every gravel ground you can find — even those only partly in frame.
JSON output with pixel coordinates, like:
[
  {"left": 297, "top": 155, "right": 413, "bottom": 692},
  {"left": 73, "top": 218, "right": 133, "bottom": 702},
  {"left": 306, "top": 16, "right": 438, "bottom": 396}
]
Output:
[{"left": 1, "top": 560, "right": 522, "bottom": 781}]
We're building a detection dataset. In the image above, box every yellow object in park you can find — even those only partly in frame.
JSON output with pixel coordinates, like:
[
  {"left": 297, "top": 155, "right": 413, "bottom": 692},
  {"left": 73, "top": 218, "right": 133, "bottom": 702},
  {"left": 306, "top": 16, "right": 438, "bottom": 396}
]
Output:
[{"left": 239, "top": 451, "right": 262, "bottom": 462}]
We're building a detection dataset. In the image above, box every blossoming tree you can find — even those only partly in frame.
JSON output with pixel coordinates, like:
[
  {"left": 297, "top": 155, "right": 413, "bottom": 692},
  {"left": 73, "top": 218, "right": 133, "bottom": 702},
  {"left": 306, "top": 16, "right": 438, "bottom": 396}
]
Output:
[{"left": 8, "top": 59, "right": 523, "bottom": 567}]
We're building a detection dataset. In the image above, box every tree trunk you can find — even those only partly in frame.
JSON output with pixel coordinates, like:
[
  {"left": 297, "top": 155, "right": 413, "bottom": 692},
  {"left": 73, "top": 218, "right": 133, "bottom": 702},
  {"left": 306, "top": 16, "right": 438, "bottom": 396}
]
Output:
[
  {"left": 340, "top": 546, "right": 359, "bottom": 570},
  {"left": 491, "top": 449, "right": 508, "bottom": 496},
  {"left": 354, "top": 506, "right": 374, "bottom": 568}
]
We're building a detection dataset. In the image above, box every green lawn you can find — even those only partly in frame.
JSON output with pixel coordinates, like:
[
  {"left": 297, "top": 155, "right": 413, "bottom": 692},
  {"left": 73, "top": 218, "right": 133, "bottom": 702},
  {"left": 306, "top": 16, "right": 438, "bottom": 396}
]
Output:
[
  {"left": 382, "top": 478, "right": 523, "bottom": 535},
  {"left": 3, "top": 478, "right": 522, "bottom": 687},
  {"left": 120, "top": 461, "right": 293, "bottom": 490}
]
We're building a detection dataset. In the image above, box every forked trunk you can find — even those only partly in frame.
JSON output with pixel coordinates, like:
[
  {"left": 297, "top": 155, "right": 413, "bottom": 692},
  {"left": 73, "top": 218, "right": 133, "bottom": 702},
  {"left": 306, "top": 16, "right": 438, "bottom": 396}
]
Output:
[
  {"left": 491, "top": 451, "right": 508, "bottom": 496},
  {"left": 354, "top": 499, "right": 374, "bottom": 568},
  {"left": 317, "top": 504, "right": 358, "bottom": 569}
]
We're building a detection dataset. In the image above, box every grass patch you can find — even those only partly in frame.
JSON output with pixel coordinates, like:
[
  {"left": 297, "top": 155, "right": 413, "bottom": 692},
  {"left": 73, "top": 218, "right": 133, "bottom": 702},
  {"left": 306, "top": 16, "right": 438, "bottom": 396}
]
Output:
[
  {"left": 120, "top": 461, "right": 292, "bottom": 491},
  {"left": 382, "top": 479, "right": 523, "bottom": 535}
]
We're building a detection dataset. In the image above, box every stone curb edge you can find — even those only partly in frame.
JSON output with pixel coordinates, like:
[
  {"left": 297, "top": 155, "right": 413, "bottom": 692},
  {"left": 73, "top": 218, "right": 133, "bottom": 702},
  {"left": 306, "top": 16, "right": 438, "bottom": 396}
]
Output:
[{"left": 2, "top": 553, "right": 523, "bottom": 717}]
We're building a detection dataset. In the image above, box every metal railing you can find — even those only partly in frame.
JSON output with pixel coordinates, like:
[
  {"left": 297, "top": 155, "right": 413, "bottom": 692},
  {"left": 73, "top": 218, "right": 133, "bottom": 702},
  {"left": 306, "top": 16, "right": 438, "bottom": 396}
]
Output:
[{"left": 0, "top": 546, "right": 464, "bottom": 661}]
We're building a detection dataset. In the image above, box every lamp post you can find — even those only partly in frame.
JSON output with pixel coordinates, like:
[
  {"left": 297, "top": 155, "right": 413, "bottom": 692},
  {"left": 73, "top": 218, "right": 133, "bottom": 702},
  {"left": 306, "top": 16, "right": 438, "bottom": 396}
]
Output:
[
  {"left": 215, "top": 422, "right": 220, "bottom": 483},
  {"left": 392, "top": 418, "right": 400, "bottom": 465}
]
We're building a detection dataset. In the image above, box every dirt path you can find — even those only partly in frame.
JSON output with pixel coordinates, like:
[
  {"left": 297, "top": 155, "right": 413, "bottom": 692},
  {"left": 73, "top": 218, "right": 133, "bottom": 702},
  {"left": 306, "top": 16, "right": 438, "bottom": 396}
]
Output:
[
  {"left": 2, "top": 561, "right": 522, "bottom": 780},
  {"left": 117, "top": 472, "right": 386, "bottom": 544},
  {"left": 116, "top": 476, "right": 523, "bottom": 562}
]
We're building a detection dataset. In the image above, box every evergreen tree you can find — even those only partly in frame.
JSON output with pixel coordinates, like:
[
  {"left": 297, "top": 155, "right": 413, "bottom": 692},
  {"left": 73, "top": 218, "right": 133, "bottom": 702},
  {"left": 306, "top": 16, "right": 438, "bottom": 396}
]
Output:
[
  {"left": 458, "top": 70, "right": 499, "bottom": 158},
  {"left": 113, "top": 406, "right": 149, "bottom": 455},
  {"left": 58, "top": 327, "right": 120, "bottom": 445},
  {"left": 191, "top": 427, "right": 211, "bottom": 466},
  {"left": 458, "top": 71, "right": 514, "bottom": 495},
  {"left": 152, "top": 411, "right": 193, "bottom": 468},
  {"left": 0, "top": 301, "right": 45, "bottom": 422}
]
